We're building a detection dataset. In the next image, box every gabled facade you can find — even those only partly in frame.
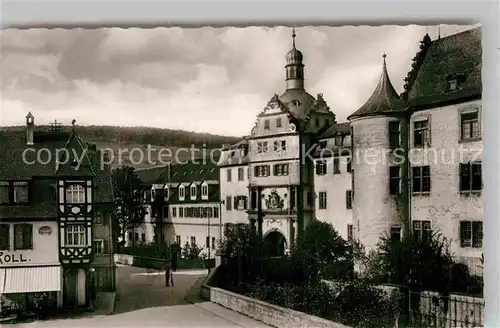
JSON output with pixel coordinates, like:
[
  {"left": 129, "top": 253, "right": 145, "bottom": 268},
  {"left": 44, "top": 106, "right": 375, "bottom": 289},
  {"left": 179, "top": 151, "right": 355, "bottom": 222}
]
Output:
[
  {"left": 218, "top": 28, "right": 338, "bottom": 256},
  {"left": 0, "top": 114, "right": 115, "bottom": 314}
]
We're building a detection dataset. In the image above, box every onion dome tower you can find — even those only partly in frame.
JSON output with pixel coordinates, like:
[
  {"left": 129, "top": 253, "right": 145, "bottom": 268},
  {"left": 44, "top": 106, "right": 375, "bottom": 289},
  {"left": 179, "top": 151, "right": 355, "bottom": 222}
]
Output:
[
  {"left": 347, "top": 54, "right": 407, "bottom": 257},
  {"left": 279, "top": 27, "right": 315, "bottom": 120}
]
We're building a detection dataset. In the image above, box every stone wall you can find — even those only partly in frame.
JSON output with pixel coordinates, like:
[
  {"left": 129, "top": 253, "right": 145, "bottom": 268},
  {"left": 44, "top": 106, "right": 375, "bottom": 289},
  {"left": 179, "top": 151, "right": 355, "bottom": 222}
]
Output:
[{"left": 201, "top": 279, "right": 351, "bottom": 328}]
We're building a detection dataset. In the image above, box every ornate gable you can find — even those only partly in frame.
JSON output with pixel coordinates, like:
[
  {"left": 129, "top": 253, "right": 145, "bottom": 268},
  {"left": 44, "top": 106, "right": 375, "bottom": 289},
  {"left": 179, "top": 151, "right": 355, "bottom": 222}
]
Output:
[{"left": 251, "top": 94, "right": 295, "bottom": 136}]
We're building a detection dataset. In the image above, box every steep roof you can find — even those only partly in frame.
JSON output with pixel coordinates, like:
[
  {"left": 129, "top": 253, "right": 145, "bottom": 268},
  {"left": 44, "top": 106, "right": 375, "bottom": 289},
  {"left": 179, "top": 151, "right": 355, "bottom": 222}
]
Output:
[
  {"left": 347, "top": 55, "right": 406, "bottom": 120},
  {"left": 318, "top": 122, "right": 351, "bottom": 140},
  {"left": 406, "top": 27, "right": 482, "bottom": 107},
  {"left": 136, "top": 156, "right": 220, "bottom": 186},
  {"left": 0, "top": 127, "right": 114, "bottom": 219}
]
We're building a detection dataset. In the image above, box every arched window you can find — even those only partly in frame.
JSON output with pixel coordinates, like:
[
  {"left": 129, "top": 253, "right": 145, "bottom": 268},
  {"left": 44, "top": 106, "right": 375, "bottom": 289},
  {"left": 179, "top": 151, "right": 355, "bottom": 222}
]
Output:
[
  {"left": 66, "top": 184, "right": 85, "bottom": 204},
  {"left": 178, "top": 186, "right": 185, "bottom": 200},
  {"left": 201, "top": 184, "right": 208, "bottom": 198}
]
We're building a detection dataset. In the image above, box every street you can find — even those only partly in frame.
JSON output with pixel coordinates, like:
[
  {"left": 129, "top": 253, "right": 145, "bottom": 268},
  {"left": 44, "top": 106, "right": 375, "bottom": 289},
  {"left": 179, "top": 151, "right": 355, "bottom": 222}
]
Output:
[{"left": 11, "top": 265, "right": 271, "bottom": 328}]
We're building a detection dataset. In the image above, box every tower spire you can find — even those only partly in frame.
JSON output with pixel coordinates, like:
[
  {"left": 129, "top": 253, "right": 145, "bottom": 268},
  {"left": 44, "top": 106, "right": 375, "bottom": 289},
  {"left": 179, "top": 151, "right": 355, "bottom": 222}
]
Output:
[{"left": 285, "top": 27, "right": 304, "bottom": 90}]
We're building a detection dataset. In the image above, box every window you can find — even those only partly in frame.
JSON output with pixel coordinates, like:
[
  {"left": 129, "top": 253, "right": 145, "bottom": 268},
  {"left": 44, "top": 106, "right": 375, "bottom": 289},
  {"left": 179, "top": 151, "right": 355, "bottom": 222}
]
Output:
[
  {"left": 318, "top": 192, "right": 327, "bottom": 209},
  {"left": 226, "top": 168, "right": 232, "bottom": 182},
  {"left": 347, "top": 224, "right": 353, "bottom": 242},
  {"left": 13, "top": 182, "right": 28, "bottom": 203},
  {"left": 257, "top": 142, "right": 269, "bottom": 154},
  {"left": 213, "top": 206, "right": 219, "bottom": 218},
  {"left": 190, "top": 185, "right": 197, "bottom": 198},
  {"left": 141, "top": 233, "right": 146, "bottom": 243},
  {"left": 65, "top": 224, "right": 86, "bottom": 247},
  {"left": 315, "top": 160, "right": 327, "bottom": 175},
  {"left": 13, "top": 224, "right": 33, "bottom": 250},
  {"left": 412, "top": 166, "right": 431, "bottom": 194},
  {"left": 274, "top": 140, "right": 286, "bottom": 152},
  {"left": 390, "top": 227, "right": 402, "bottom": 243},
  {"left": 333, "top": 158, "right": 340, "bottom": 174},
  {"left": 206, "top": 236, "right": 210, "bottom": 248},
  {"left": 0, "top": 182, "right": 9, "bottom": 204},
  {"left": 190, "top": 236, "right": 196, "bottom": 246},
  {"left": 172, "top": 207, "right": 177, "bottom": 217},
  {"left": 335, "top": 136, "right": 343, "bottom": 146},
  {"left": 66, "top": 184, "right": 85, "bottom": 204},
  {"left": 238, "top": 168, "right": 244, "bottom": 181},
  {"left": 273, "top": 164, "right": 289, "bottom": 176},
  {"left": 346, "top": 157, "right": 352, "bottom": 173},
  {"left": 201, "top": 185, "right": 208, "bottom": 197},
  {"left": 461, "top": 110, "right": 480, "bottom": 141},
  {"left": 413, "top": 120, "right": 430, "bottom": 147},
  {"left": 276, "top": 118, "right": 282, "bottom": 128},
  {"left": 212, "top": 237, "right": 216, "bottom": 249},
  {"left": 93, "top": 239, "right": 104, "bottom": 254},
  {"left": 178, "top": 186, "right": 185, "bottom": 200},
  {"left": 389, "top": 121, "right": 401, "bottom": 149},
  {"left": 346, "top": 190, "right": 353, "bottom": 209},
  {"left": 176, "top": 235, "right": 181, "bottom": 244},
  {"left": 0, "top": 224, "right": 10, "bottom": 250},
  {"left": 448, "top": 79, "right": 458, "bottom": 91},
  {"left": 460, "top": 221, "right": 483, "bottom": 248},
  {"left": 460, "top": 162, "right": 482, "bottom": 193},
  {"left": 264, "top": 119, "right": 270, "bottom": 130},
  {"left": 306, "top": 192, "right": 313, "bottom": 206},
  {"left": 290, "top": 188, "right": 296, "bottom": 210},
  {"left": 234, "top": 196, "right": 247, "bottom": 210},
  {"left": 179, "top": 207, "right": 184, "bottom": 217},
  {"left": 226, "top": 196, "right": 232, "bottom": 210},
  {"left": 389, "top": 166, "right": 401, "bottom": 195},
  {"left": 412, "top": 221, "right": 431, "bottom": 241},
  {"left": 94, "top": 211, "right": 102, "bottom": 224},
  {"left": 254, "top": 165, "right": 270, "bottom": 177}
]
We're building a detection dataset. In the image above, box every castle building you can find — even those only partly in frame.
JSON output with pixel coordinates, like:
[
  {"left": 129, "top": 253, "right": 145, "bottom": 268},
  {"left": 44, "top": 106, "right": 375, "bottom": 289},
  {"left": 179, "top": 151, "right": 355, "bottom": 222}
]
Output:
[
  {"left": 0, "top": 114, "right": 116, "bottom": 314},
  {"left": 348, "top": 27, "right": 482, "bottom": 272},
  {"left": 218, "top": 27, "right": 483, "bottom": 273},
  {"left": 133, "top": 160, "right": 222, "bottom": 259},
  {"left": 218, "top": 28, "right": 338, "bottom": 256}
]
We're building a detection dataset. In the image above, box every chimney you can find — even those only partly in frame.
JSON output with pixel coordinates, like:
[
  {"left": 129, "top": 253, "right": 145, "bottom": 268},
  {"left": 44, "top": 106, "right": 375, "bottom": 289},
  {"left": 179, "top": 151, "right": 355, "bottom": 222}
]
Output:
[
  {"left": 71, "top": 119, "right": 76, "bottom": 134},
  {"left": 167, "top": 161, "right": 172, "bottom": 180},
  {"left": 26, "top": 112, "right": 34, "bottom": 146}
]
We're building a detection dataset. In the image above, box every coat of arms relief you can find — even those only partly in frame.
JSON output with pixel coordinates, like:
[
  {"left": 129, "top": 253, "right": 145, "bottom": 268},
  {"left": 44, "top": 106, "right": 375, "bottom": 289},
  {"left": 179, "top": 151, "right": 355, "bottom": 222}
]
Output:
[{"left": 264, "top": 189, "right": 284, "bottom": 211}]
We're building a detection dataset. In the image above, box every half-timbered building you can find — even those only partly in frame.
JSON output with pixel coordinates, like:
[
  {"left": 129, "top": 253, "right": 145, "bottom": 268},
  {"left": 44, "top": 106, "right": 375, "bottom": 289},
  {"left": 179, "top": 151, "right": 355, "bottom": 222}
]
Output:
[{"left": 0, "top": 113, "right": 115, "bottom": 314}]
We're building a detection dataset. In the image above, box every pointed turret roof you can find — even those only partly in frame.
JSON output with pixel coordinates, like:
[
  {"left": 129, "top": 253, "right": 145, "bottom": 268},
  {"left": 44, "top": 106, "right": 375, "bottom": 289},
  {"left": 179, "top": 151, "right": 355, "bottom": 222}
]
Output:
[{"left": 347, "top": 54, "right": 406, "bottom": 120}]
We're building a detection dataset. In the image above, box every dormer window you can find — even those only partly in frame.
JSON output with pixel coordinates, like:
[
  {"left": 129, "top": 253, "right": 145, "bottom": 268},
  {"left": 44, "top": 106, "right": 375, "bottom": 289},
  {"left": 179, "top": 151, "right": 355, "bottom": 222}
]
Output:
[
  {"left": 178, "top": 186, "right": 185, "bottom": 201},
  {"left": 164, "top": 186, "right": 169, "bottom": 201},
  {"left": 66, "top": 184, "right": 85, "bottom": 204},
  {"left": 292, "top": 100, "right": 300, "bottom": 107},
  {"left": 190, "top": 185, "right": 197, "bottom": 199},
  {"left": 446, "top": 74, "right": 466, "bottom": 92},
  {"left": 319, "top": 141, "right": 327, "bottom": 149},
  {"left": 201, "top": 184, "right": 209, "bottom": 199}
]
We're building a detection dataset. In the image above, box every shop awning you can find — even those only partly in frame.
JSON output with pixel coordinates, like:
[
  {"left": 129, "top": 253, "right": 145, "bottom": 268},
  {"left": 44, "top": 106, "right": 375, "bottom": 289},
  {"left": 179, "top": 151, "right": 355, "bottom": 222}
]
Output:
[{"left": 2, "top": 265, "right": 61, "bottom": 294}]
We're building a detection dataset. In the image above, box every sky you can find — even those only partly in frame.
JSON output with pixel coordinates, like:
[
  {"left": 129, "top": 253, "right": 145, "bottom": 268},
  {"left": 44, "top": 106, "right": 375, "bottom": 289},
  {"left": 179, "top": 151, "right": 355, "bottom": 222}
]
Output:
[{"left": 0, "top": 24, "right": 476, "bottom": 137}]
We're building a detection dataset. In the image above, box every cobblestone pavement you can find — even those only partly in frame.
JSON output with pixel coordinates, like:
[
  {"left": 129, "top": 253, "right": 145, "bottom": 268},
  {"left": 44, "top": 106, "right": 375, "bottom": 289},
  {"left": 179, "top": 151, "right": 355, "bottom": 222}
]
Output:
[{"left": 11, "top": 266, "right": 271, "bottom": 328}]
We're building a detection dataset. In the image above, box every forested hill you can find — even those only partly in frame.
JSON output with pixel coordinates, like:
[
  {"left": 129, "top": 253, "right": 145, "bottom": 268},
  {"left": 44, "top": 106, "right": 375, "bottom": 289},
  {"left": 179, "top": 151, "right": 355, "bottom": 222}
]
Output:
[
  {"left": 2, "top": 125, "right": 241, "bottom": 149},
  {"left": 2, "top": 125, "right": 241, "bottom": 169}
]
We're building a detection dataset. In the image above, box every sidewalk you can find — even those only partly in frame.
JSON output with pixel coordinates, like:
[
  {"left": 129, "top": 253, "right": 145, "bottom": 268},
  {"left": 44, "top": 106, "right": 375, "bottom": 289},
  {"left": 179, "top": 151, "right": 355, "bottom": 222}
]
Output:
[{"left": 173, "top": 269, "right": 209, "bottom": 276}]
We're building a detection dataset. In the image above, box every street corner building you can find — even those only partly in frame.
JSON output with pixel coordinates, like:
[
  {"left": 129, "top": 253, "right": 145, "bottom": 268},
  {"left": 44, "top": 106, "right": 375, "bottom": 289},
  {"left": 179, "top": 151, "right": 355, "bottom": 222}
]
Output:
[
  {"left": 131, "top": 159, "right": 222, "bottom": 259},
  {"left": 216, "top": 26, "right": 483, "bottom": 270},
  {"left": 0, "top": 114, "right": 116, "bottom": 315}
]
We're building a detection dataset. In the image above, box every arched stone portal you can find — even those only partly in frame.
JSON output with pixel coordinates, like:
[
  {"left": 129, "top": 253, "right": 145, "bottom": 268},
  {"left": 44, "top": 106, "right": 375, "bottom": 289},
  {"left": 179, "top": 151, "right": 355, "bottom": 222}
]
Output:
[{"left": 264, "top": 229, "right": 287, "bottom": 257}]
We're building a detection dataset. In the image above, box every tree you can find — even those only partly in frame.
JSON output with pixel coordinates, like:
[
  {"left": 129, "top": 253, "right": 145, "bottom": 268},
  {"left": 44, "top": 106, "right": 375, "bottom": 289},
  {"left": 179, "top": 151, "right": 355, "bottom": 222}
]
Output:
[
  {"left": 111, "top": 166, "right": 147, "bottom": 251},
  {"left": 291, "top": 220, "right": 353, "bottom": 283},
  {"left": 181, "top": 242, "right": 203, "bottom": 260}
]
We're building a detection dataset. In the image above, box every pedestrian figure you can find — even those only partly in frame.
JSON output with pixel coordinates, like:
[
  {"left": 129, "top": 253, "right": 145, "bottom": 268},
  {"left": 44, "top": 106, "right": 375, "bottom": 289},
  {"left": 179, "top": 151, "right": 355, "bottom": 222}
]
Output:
[{"left": 165, "top": 266, "right": 170, "bottom": 287}]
